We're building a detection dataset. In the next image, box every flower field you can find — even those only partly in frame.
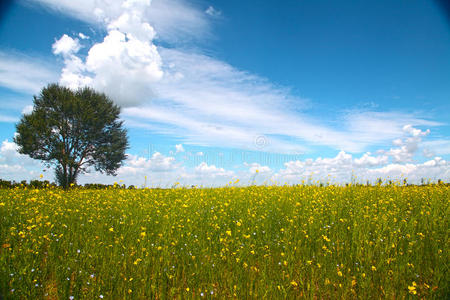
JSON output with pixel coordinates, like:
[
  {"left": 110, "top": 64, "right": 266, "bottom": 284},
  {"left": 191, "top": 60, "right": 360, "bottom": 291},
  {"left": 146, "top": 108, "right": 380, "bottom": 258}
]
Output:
[{"left": 0, "top": 184, "right": 448, "bottom": 299}]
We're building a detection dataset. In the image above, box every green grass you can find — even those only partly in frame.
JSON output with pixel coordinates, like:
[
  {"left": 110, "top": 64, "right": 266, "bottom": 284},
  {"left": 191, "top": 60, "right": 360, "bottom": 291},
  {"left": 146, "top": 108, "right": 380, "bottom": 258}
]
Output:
[{"left": 1, "top": 184, "right": 449, "bottom": 299}]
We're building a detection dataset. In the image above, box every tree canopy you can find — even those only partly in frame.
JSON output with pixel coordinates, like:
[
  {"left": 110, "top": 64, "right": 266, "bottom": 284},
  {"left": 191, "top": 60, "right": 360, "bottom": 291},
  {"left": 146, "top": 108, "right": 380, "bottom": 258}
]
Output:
[{"left": 14, "top": 84, "right": 128, "bottom": 188}]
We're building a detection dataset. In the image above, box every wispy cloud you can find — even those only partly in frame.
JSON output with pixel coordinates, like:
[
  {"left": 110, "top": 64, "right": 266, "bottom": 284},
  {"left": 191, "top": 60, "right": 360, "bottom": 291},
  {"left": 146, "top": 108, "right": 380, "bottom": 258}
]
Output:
[
  {"left": 0, "top": 114, "right": 18, "bottom": 123},
  {"left": 0, "top": 51, "right": 58, "bottom": 94},
  {"left": 25, "top": 0, "right": 210, "bottom": 43},
  {"left": 12, "top": 0, "right": 446, "bottom": 156},
  {"left": 205, "top": 6, "right": 222, "bottom": 18}
]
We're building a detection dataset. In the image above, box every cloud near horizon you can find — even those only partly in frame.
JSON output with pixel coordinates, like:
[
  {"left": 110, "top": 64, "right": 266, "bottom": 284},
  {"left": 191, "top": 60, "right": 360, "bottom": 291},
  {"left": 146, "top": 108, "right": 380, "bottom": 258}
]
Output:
[{"left": 0, "top": 125, "right": 448, "bottom": 186}]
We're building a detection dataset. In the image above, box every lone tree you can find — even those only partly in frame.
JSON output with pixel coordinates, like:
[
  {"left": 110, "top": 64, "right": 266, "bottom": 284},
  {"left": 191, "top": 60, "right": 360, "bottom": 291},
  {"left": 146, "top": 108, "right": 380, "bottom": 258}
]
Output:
[{"left": 14, "top": 83, "right": 128, "bottom": 188}]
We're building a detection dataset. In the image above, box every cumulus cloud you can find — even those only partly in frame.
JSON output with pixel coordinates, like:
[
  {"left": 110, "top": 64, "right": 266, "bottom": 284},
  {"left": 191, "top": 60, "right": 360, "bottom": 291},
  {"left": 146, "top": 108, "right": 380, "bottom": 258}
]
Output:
[
  {"left": 51, "top": 0, "right": 163, "bottom": 107},
  {"left": 354, "top": 152, "right": 388, "bottom": 167},
  {"left": 80, "top": 150, "right": 181, "bottom": 187},
  {"left": 244, "top": 162, "right": 272, "bottom": 174},
  {"left": 52, "top": 34, "right": 81, "bottom": 56},
  {"left": 15, "top": 0, "right": 439, "bottom": 153},
  {"left": 193, "top": 162, "right": 234, "bottom": 178},
  {"left": 21, "top": 105, "right": 34, "bottom": 115},
  {"left": 1, "top": 123, "right": 448, "bottom": 186},
  {"left": 0, "top": 139, "right": 46, "bottom": 181},
  {"left": 384, "top": 125, "right": 430, "bottom": 163},
  {"left": 271, "top": 125, "right": 449, "bottom": 184},
  {"left": 175, "top": 144, "right": 184, "bottom": 153},
  {"left": 272, "top": 151, "right": 449, "bottom": 185}
]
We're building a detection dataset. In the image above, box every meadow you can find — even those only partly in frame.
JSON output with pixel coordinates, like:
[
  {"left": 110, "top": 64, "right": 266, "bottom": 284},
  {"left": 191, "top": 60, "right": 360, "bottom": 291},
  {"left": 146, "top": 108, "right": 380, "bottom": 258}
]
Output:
[{"left": 0, "top": 184, "right": 448, "bottom": 299}]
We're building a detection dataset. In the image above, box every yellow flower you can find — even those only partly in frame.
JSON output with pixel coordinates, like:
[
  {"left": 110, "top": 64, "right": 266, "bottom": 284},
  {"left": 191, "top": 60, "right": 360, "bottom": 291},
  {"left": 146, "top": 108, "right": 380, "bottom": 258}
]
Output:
[
  {"left": 337, "top": 271, "right": 343, "bottom": 277},
  {"left": 408, "top": 282, "right": 417, "bottom": 294},
  {"left": 290, "top": 281, "right": 298, "bottom": 287},
  {"left": 109, "top": 227, "right": 114, "bottom": 232},
  {"left": 226, "top": 230, "right": 232, "bottom": 236},
  {"left": 371, "top": 266, "right": 376, "bottom": 271}
]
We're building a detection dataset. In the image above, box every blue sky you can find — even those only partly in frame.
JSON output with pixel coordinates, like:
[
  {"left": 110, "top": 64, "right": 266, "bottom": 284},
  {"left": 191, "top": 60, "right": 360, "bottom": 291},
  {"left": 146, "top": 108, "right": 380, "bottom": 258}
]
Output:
[{"left": 0, "top": 0, "right": 449, "bottom": 186}]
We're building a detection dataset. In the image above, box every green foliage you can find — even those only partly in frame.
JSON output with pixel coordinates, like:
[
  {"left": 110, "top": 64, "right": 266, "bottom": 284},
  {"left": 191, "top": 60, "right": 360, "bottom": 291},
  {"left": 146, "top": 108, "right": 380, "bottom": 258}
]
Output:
[{"left": 14, "top": 84, "right": 128, "bottom": 188}]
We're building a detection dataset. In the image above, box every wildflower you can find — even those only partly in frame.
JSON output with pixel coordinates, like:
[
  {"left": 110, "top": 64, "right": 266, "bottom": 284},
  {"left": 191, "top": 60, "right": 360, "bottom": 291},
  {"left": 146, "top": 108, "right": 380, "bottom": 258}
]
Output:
[
  {"left": 337, "top": 271, "right": 343, "bottom": 277},
  {"left": 226, "top": 230, "right": 232, "bottom": 236},
  {"left": 109, "top": 227, "right": 114, "bottom": 232},
  {"left": 371, "top": 266, "right": 376, "bottom": 271},
  {"left": 408, "top": 282, "right": 417, "bottom": 295},
  {"left": 291, "top": 280, "right": 298, "bottom": 287}
]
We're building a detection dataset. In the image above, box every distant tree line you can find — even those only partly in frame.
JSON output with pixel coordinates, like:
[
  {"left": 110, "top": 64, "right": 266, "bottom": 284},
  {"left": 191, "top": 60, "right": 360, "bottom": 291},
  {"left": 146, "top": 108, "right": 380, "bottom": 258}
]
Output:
[
  {"left": 0, "top": 178, "right": 447, "bottom": 190},
  {"left": 0, "top": 178, "right": 136, "bottom": 189}
]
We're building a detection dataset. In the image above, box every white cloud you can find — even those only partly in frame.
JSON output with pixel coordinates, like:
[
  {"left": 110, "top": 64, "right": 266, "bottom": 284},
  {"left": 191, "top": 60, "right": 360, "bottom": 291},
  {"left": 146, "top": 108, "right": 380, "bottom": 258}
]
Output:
[
  {"left": 193, "top": 162, "right": 234, "bottom": 178},
  {"left": 78, "top": 32, "right": 89, "bottom": 39},
  {"left": 205, "top": 6, "right": 221, "bottom": 17},
  {"left": 422, "top": 140, "right": 450, "bottom": 156},
  {"left": 175, "top": 144, "right": 184, "bottom": 153},
  {"left": 12, "top": 0, "right": 445, "bottom": 156},
  {"left": 1, "top": 124, "right": 448, "bottom": 186},
  {"left": 0, "top": 51, "right": 57, "bottom": 94},
  {"left": 272, "top": 151, "right": 449, "bottom": 185},
  {"left": 21, "top": 105, "right": 34, "bottom": 115},
  {"left": 51, "top": 1, "right": 164, "bottom": 107},
  {"left": 0, "top": 139, "right": 46, "bottom": 181},
  {"left": 27, "top": 0, "right": 210, "bottom": 43},
  {"left": 271, "top": 126, "right": 449, "bottom": 184},
  {"left": 122, "top": 152, "right": 178, "bottom": 173},
  {"left": 121, "top": 48, "right": 441, "bottom": 154},
  {"left": 0, "top": 114, "right": 18, "bottom": 123},
  {"left": 52, "top": 34, "right": 81, "bottom": 56},
  {"left": 384, "top": 125, "right": 430, "bottom": 163},
  {"left": 244, "top": 162, "right": 272, "bottom": 174},
  {"left": 354, "top": 153, "right": 388, "bottom": 167}
]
